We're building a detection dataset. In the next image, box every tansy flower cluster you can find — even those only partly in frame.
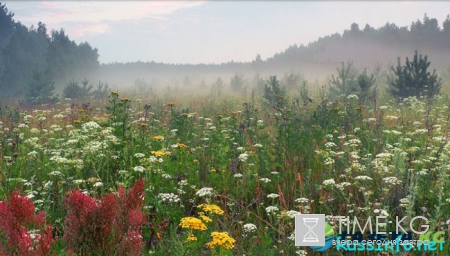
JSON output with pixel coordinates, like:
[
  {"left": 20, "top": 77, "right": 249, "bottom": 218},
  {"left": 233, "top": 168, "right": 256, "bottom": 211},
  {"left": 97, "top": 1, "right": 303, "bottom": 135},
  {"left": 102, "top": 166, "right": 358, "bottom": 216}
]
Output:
[
  {"left": 179, "top": 217, "right": 207, "bottom": 231},
  {"left": 206, "top": 232, "right": 236, "bottom": 250},
  {"left": 197, "top": 204, "right": 224, "bottom": 215}
]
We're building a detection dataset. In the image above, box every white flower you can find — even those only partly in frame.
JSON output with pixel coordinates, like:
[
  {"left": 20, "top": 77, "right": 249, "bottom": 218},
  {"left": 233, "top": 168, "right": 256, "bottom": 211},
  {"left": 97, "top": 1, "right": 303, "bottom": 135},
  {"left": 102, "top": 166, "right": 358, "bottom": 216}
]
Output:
[
  {"left": 354, "top": 175, "right": 373, "bottom": 181},
  {"left": 134, "top": 153, "right": 145, "bottom": 158},
  {"left": 238, "top": 153, "right": 248, "bottom": 162},
  {"left": 265, "top": 206, "right": 279, "bottom": 214},
  {"left": 234, "top": 173, "right": 243, "bottom": 178},
  {"left": 323, "top": 179, "right": 335, "bottom": 186},
  {"left": 158, "top": 193, "right": 180, "bottom": 204},
  {"left": 295, "top": 197, "right": 309, "bottom": 204},
  {"left": 254, "top": 143, "right": 263, "bottom": 148},
  {"left": 195, "top": 187, "right": 215, "bottom": 197},
  {"left": 243, "top": 223, "right": 257, "bottom": 233},
  {"left": 49, "top": 171, "right": 62, "bottom": 176},
  {"left": 93, "top": 182, "right": 103, "bottom": 187},
  {"left": 260, "top": 178, "right": 271, "bottom": 183},
  {"left": 267, "top": 193, "right": 279, "bottom": 199},
  {"left": 134, "top": 166, "right": 145, "bottom": 173},
  {"left": 285, "top": 210, "right": 300, "bottom": 218}
]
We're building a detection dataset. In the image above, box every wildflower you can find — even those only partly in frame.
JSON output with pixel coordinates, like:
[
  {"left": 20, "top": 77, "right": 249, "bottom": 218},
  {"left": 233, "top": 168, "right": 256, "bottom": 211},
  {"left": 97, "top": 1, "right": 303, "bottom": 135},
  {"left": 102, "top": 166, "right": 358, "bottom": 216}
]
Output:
[
  {"left": 206, "top": 232, "right": 235, "bottom": 250},
  {"left": 322, "top": 179, "right": 335, "bottom": 186},
  {"left": 153, "top": 135, "right": 164, "bottom": 141},
  {"left": 265, "top": 206, "right": 279, "bottom": 214},
  {"left": 121, "top": 97, "right": 129, "bottom": 102},
  {"left": 186, "top": 234, "right": 198, "bottom": 242},
  {"left": 87, "top": 177, "right": 101, "bottom": 183},
  {"left": 195, "top": 187, "right": 215, "bottom": 197},
  {"left": 179, "top": 217, "right": 207, "bottom": 230},
  {"left": 134, "top": 153, "right": 145, "bottom": 158},
  {"left": 49, "top": 171, "right": 62, "bottom": 177},
  {"left": 197, "top": 204, "right": 224, "bottom": 215},
  {"left": 198, "top": 212, "right": 212, "bottom": 223},
  {"left": 267, "top": 193, "right": 279, "bottom": 199},
  {"left": 283, "top": 210, "right": 300, "bottom": 219},
  {"left": 93, "top": 182, "right": 103, "bottom": 187},
  {"left": 238, "top": 153, "right": 248, "bottom": 162},
  {"left": 234, "top": 173, "right": 243, "bottom": 178},
  {"left": 167, "top": 102, "right": 175, "bottom": 107},
  {"left": 157, "top": 193, "right": 180, "bottom": 204},
  {"left": 150, "top": 151, "right": 165, "bottom": 157},
  {"left": 260, "top": 178, "right": 271, "bottom": 183},
  {"left": 134, "top": 166, "right": 145, "bottom": 173},
  {"left": 243, "top": 223, "right": 257, "bottom": 233},
  {"left": 354, "top": 175, "right": 373, "bottom": 181},
  {"left": 111, "top": 91, "right": 119, "bottom": 95},
  {"left": 295, "top": 198, "right": 309, "bottom": 204}
]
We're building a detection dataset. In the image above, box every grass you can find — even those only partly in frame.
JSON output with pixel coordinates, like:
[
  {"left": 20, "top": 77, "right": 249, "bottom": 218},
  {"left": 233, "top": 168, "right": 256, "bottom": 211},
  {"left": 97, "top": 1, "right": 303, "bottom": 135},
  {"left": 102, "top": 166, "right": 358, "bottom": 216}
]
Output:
[{"left": 1, "top": 85, "right": 450, "bottom": 255}]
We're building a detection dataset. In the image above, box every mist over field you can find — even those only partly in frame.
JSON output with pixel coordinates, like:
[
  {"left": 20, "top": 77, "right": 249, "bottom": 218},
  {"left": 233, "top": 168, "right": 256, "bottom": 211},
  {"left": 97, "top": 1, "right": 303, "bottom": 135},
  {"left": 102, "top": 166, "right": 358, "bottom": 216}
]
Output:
[{"left": 1, "top": 1, "right": 450, "bottom": 101}]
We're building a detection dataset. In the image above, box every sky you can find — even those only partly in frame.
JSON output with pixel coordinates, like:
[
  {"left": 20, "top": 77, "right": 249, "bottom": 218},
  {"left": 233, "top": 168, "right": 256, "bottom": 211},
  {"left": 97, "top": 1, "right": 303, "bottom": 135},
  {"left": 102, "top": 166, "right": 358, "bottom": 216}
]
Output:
[{"left": 3, "top": 1, "right": 450, "bottom": 65}]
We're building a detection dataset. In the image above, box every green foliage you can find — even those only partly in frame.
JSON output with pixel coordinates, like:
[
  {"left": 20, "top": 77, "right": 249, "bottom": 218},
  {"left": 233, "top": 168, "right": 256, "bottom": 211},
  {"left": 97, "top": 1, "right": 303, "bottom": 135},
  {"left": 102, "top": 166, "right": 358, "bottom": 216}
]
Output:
[
  {"left": 24, "top": 70, "right": 56, "bottom": 105},
  {"left": 329, "top": 61, "right": 359, "bottom": 98},
  {"left": 263, "top": 76, "right": 286, "bottom": 106},
  {"left": 357, "top": 68, "right": 376, "bottom": 102},
  {"left": 387, "top": 50, "right": 442, "bottom": 100},
  {"left": 210, "top": 77, "right": 224, "bottom": 97},
  {"left": 93, "top": 81, "right": 110, "bottom": 99},
  {"left": 63, "top": 78, "right": 93, "bottom": 99},
  {"left": 230, "top": 73, "right": 245, "bottom": 92},
  {"left": 281, "top": 69, "right": 302, "bottom": 91}
]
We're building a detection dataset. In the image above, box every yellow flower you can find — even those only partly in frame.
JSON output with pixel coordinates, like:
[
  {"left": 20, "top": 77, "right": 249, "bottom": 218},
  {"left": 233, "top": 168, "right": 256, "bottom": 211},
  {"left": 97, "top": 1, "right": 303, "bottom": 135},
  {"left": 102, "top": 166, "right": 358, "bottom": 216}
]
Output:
[
  {"left": 197, "top": 204, "right": 224, "bottom": 215},
  {"left": 140, "top": 122, "right": 147, "bottom": 127},
  {"left": 111, "top": 91, "right": 119, "bottom": 95},
  {"left": 206, "top": 232, "right": 235, "bottom": 250},
  {"left": 74, "top": 119, "right": 82, "bottom": 124},
  {"left": 186, "top": 234, "right": 198, "bottom": 242},
  {"left": 179, "top": 217, "right": 207, "bottom": 231},
  {"left": 168, "top": 101, "right": 175, "bottom": 107},
  {"left": 177, "top": 143, "right": 187, "bottom": 148},
  {"left": 153, "top": 135, "right": 164, "bottom": 141},
  {"left": 198, "top": 212, "right": 212, "bottom": 223},
  {"left": 121, "top": 97, "right": 129, "bottom": 102},
  {"left": 151, "top": 151, "right": 165, "bottom": 157},
  {"left": 87, "top": 177, "right": 101, "bottom": 183}
]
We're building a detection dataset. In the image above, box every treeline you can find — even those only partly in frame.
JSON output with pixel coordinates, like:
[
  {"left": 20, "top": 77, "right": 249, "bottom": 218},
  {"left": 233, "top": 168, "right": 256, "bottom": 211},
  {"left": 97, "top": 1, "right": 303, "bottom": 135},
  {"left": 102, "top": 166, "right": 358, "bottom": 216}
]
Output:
[
  {"left": 266, "top": 14, "right": 450, "bottom": 68},
  {"left": 0, "top": 3, "right": 99, "bottom": 104},
  {"left": 98, "top": 14, "right": 450, "bottom": 86}
]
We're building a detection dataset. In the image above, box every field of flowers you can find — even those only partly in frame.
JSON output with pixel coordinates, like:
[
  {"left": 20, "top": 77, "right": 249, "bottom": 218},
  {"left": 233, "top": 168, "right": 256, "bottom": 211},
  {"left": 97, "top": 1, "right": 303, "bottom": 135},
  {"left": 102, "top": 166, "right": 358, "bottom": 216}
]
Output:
[{"left": 1, "top": 89, "right": 450, "bottom": 255}]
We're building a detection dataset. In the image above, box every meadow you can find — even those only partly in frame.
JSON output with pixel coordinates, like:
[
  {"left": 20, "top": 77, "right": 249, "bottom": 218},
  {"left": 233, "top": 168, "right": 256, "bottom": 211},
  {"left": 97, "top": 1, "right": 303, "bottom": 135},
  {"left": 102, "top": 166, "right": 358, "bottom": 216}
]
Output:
[{"left": 1, "top": 84, "right": 450, "bottom": 255}]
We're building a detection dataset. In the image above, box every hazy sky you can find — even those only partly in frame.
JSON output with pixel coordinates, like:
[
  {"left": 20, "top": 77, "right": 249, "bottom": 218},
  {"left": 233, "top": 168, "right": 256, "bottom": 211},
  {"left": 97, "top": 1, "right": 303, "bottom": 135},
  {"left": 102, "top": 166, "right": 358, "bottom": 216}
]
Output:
[{"left": 3, "top": 1, "right": 450, "bottom": 65}]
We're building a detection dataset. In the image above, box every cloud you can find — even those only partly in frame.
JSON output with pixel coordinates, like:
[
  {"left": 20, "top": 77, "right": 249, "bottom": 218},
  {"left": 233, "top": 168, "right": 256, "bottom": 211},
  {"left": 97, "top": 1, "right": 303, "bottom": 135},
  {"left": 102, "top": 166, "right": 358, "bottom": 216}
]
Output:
[{"left": 6, "top": 1, "right": 205, "bottom": 37}]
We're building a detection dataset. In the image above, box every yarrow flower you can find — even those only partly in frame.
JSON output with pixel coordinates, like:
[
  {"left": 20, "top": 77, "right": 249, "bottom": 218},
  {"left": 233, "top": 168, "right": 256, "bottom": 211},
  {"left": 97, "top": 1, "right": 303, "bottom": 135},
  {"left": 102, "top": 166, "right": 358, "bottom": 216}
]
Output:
[
  {"left": 267, "top": 193, "right": 279, "bottom": 199},
  {"left": 195, "top": 187, "right": 215, "bottom": 197},
  {"left": 322, "top": 179, "right": 335, "bottom": 186},
  {"left": 133, "top": 166, "right": 145, "bottom": 173},
  {"left": 265, "top": 206, "right": 279, "bottom": 214},
  {"left": 243, "top": 223, "right": 257, "bottom": 233},
  {"left": 238, "top": 153, "right": 248, "bottom": 162}
]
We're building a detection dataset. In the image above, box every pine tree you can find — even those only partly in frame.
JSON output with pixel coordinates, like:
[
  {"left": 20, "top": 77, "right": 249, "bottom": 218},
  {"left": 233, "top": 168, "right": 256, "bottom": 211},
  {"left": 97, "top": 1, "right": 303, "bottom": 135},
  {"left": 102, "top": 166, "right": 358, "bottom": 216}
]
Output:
[
  {"left": 329, "top": 61, "right": 359, "bottom": 98},
  {"left": 387, "top": 50, "right": 442, "bottom": 100}
]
